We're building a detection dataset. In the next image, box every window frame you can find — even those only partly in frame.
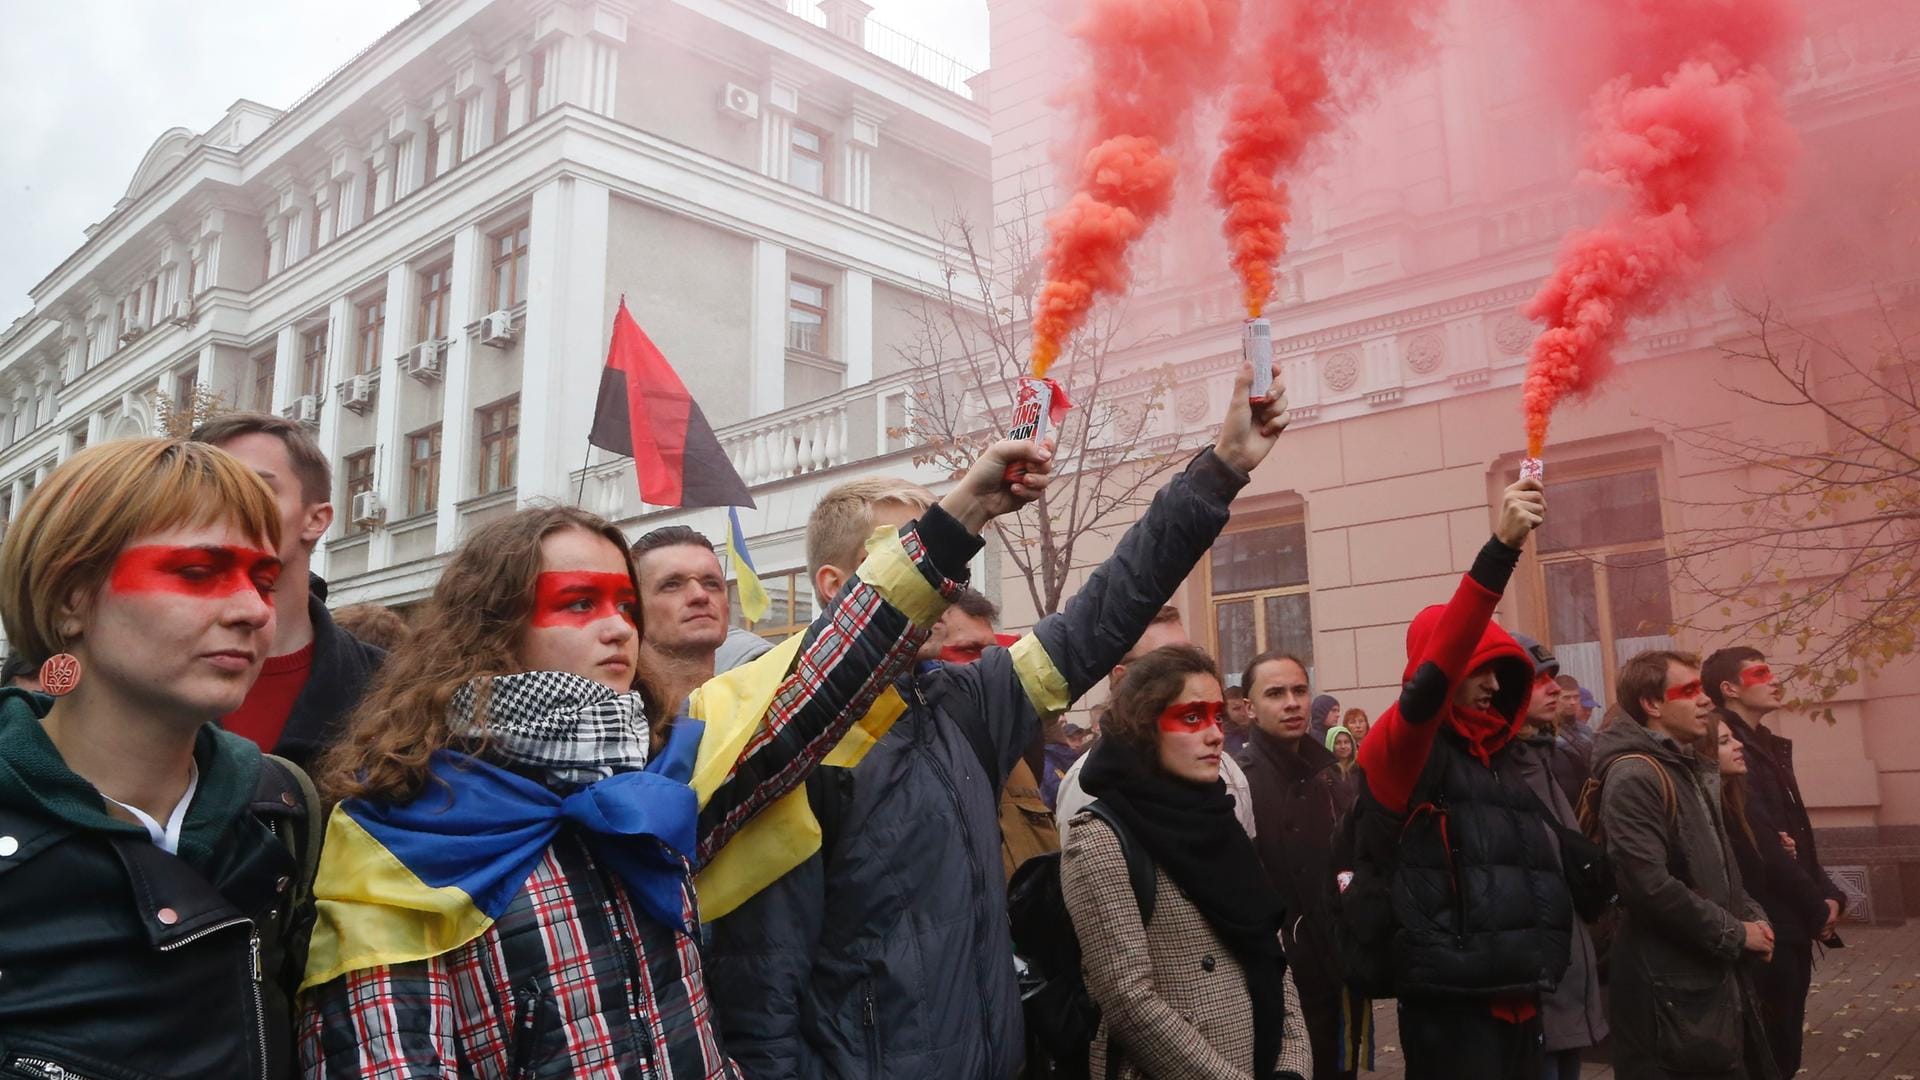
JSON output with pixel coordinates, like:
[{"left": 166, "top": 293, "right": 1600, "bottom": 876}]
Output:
[
  {"left": 475, "top": 395, "right": 521, "bottom": 496},
  {"left": 1515, "top": 454, "right": 1676, "bottom": 707},
  {"left": 406, "top": 424, "right": 443, "bottom": 518},
  {"left": 489, "top": 221, "right": 531, "bottom": 311},
  {"left": 344, "top": 449, "right": 376, "bottom": 536},
  {"left": 1204, "top": 512, "right": 1315, "bottom": 685},
  {"left": 298, "top": 325, "right": 329, "bottom": 401},
  {"left": 788, "top": 125, "right": 827, "bottom": 196},
  {"left": 786, "top": 276, "right": 830, "bottom": 356},
  {"left": 354, "top": 294, "right": 386, "bottom": 375},
  {"left": 731, "top": 567, "right": 813, "bottom": 642},
  {"left": 417, "top": 261, "right": 453, "bottom": 343}
]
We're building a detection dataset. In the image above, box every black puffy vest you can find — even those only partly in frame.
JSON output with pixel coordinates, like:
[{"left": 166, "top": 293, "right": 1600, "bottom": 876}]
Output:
[{"left": 1391, "top": 731, "right": 1573, "bottom": 998}]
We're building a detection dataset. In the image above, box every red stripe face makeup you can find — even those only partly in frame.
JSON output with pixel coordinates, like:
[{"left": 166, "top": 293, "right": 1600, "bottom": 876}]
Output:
[
  {"left": 1664, "top": 679, "right": 1705, "bottom": 702},
  {"left": 1739, "top": 663, "right": 1775, "bottom": 688},
  {"left": 1157, "top": 699, "right": 1226, "bottom": 734},
  {"left": 532, "top": 572, "right": 638, "bottom": 629},
  {"left": 108, "top": 546, "right": 282, "bottom": 599}
]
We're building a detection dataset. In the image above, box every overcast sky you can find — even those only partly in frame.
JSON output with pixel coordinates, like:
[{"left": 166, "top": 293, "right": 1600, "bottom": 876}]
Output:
[{"left": 0, "top": 0, "right": 991, "bottom": 324}]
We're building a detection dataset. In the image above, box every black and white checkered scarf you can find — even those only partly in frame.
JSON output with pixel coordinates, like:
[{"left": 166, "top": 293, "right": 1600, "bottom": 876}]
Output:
[{"left": 449, "top": 671, "right": 652, "bottom": 788}]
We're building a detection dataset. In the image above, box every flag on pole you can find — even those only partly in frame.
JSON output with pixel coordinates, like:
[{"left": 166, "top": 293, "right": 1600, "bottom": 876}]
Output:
[
  {"left": 726, "top": 506, "right": 770, "bottom": 624},
  {"left": 588, "top": 299, "right": 753, "bottom": 509}
]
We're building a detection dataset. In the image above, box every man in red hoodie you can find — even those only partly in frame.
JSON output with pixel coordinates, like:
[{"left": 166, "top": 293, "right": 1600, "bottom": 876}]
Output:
[{"left": 1353, "top": 476, "right": 1574, "bottom": 1079}]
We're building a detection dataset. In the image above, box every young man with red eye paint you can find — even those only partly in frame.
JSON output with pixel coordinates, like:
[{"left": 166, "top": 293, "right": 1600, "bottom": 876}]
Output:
[
  {"left": 0, "top": 439, "right": 321, "bottom": 1080},
  {"left": 191, "top": 414, "right": 385, "bottom": 771},
  {"left": 1703, "top": 645, "right": 1845, "bottom": 1077},
  {"left": 1592, "top": 651, "right": 1775, "bottom": 1078}
]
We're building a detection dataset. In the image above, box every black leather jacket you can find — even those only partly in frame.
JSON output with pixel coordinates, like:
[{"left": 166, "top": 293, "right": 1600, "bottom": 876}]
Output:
[{"left": 0, "top": 753, "right": 313, "bottom": 1080}]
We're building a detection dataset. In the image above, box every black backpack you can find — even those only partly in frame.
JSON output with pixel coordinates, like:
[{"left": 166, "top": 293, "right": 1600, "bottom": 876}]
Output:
[{"left": 1007, "top": 801, "right": 1154, "bottom": 1080}]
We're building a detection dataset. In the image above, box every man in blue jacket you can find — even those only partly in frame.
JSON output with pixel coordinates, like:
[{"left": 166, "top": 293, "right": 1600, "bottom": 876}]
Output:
[{"left": 707, "top": 367, "right": 1290, "bottom": 1078}]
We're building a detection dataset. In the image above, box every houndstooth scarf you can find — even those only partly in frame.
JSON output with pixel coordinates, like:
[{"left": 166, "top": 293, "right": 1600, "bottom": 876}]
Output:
[{"left": 449, "top": 671, "right": 652, "bottom": 788}]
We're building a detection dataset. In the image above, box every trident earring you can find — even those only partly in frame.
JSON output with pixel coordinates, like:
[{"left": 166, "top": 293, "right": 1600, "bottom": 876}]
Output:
[{"left": 38, "top": 654, "right": 81, "bottom": 696}]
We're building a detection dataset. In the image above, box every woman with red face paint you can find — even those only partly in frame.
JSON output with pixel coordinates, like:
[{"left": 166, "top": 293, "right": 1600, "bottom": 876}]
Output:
[
  {"left": 298, "top": 439, "right": 1050, "bottom": 1079},
  {"left": 1062, "top": 644, "right": 1311, "bottom": 1080},
  {"left": 0, "top": 439, "right": 321, "bottom": 1080}
]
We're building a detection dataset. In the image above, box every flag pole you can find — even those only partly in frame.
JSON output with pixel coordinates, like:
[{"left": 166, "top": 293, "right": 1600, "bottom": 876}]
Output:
[{"left": 576, "top": 440, "right": 593, "bottom": 507}]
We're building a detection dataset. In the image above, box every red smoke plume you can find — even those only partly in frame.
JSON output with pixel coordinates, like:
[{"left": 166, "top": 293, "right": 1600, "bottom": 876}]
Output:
[
  {"left": 1522, "top": 0, "right": 1801, "bottom": 455},
  {"left": 1029, "top": 0, "right": 1243, "bottom": 377},
  {"left": 1209, "top": 0, "right": 1435, "bottom": 318}
]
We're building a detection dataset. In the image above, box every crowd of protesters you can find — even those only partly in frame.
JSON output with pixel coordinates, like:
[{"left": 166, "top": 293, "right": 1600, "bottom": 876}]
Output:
[{"left": 0, "top": 359, "right": 1852, "bottom": 1080}]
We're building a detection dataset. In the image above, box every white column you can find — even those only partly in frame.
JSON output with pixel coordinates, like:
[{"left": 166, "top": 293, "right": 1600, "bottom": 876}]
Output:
[
  {"left": 841, "top": 109, "right": 880, "bottom": 213},
  {"left": 843, "top": 270, "right": 873, "bottom": 386},
  {"left": 370, "top": 140, "right": 396, "bottom": 215},
  {"left": 429, "top": 94, "right": 456, "bottom": 181},
  {"left": 503, "top": 54, "right": 533, "bottom": 134},
  {"left": 271, "top": 324, "right": 300, "bottom": 413},
  {"left": 760, "top": 111, "right": 794, "bottom": 182},
  {"left": 517, "top": 176, "right": 610, "bottom": 504},
  {"left": 436, "top": 224, "right": 484, "bottom": 548},
  {"left": 369, "top": 262, "right": 416, "bottom": 569},
  {"left": 311, "top": 176, "right": 337, "bottom": 247},
  {"left": 315, "top": 293, "right": 353, "bottom": 478},
  {"left": 750, "top": 239, "right": 787, "bottom": 414}
]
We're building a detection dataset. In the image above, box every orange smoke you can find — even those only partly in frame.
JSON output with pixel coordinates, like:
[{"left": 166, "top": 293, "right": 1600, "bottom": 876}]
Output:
[
  {"left": 1029, "top": 0, "right": 1244, "bottom": 378},
  {"left": 1522, "top": 0, "right": 1800, "bottom": 455},
  {"left": 1210, "top": 0, "right": 1436, "bottom": 319}
]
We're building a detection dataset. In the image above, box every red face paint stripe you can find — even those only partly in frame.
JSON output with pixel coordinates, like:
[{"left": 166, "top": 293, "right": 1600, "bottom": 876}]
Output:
[
  {"left": 531, "top": 571, "right": 639, "bottom": 629},
  {"left": 1157, "top": 699, "right": 1226, "bottom": 734},
  {"left": 108, "top": 546, "right": 282, "bottom": 599},
  {"left": 1740, "top": 664, "right": 1775, "bottom": 687},
  {"left": 1664, "top": 679, "right": 1705, "bottom": 702}
]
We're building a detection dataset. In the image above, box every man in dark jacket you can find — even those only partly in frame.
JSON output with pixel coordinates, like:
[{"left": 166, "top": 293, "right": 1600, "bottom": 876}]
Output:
[
  {"left": 1241, "top": 650, "right": 1368, "bottom": 1080},
  {"left": 1703, "top": 645, "right": 1844, "bottom": 1076},
  {"left": 1596, "top": 650, "right": 1777, "bottom": 1079},
  {"left": 707, "top": 370, "right": 1290, "bottom": 1079},
  {"left": 1508, "top": 634, "right": 1607, "bottom": 1080},
  {"left": 1353, "top": 478, "right": 1572, "bottom": 1079},
  {"left": 192, "top": 414, "right": 384, "bottom": 769}
]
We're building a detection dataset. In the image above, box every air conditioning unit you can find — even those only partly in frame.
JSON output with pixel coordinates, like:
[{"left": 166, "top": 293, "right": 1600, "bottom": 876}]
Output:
[
  {"left": 350, "top": 490, "right": 383, "bottom": 527},
  {"left": 479, "top": 309, "right": 516, "bottom": 348},
  {"left": 341, "top": 374, "right": 376, "bottom": 414},
  {"left": 287, "top": 394, "right": 320, "bottom": 428},
  {"left": 118, "top": 325, "right": 146, "bottom": 346},
  {"left": 720, "top": 83, "right": 760, "bottom": 123},
  {"left": 406, "top": 339, "right": 445, "bottom": 382}
]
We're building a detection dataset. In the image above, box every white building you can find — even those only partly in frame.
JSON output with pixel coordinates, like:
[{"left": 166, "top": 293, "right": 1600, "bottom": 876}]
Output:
[{"left": 0, "top": 0, "right": 989, "bottom": 627}]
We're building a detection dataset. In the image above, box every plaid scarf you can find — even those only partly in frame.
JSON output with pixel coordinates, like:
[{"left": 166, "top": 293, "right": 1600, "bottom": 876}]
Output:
[{"left": 449, "top": 671, "right": 652, "bottom": 788}]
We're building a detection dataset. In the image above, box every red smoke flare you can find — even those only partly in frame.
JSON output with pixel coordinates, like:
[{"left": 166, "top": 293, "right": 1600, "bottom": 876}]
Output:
[
  {"left": 1522, "top": 0, "right": 1800, "bottom": 456},
  {"left": 1030, "top": 0, "right": 1243, "bottom": 377},
  {"left": 1209, "top": 0, "right": 1436, "bottom": 318}
]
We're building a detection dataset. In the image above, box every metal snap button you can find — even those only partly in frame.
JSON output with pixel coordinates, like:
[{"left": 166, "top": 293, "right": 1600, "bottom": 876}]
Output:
[
  {"left": 156, "top": 907, "right": 179, "bottom": 925},
  {"left": 280, "top": 791, "right": 298, "bottom": 808},
  {"left": 276, "top": 876, "right": 291, "bottom": 893},
  {"left": 1200, "top": 955, "right": 1217, "bottom": 972},
  {"left": 0, "top": 835, "right": 17, "bottom": 857}
]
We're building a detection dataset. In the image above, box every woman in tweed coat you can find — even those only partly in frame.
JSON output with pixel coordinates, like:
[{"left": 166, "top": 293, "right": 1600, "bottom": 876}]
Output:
[{"left": 1065, "top": 645, "right": 1312, "bottom": 1080}]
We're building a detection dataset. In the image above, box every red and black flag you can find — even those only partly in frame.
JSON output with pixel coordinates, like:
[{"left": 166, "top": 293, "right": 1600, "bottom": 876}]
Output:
[{"left": 588, "top": 299, "right": 753, "bottom": 508}]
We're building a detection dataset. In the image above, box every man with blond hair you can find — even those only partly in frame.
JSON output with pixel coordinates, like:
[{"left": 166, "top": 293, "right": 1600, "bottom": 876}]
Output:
[{"left": 709, "top": 370, "right": 1291, "bottom": 1079}]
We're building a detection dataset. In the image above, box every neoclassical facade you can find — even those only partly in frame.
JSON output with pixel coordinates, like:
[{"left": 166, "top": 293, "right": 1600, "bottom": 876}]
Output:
[{"left": 0, "top": 0, "right": 988, "bottom": 616}]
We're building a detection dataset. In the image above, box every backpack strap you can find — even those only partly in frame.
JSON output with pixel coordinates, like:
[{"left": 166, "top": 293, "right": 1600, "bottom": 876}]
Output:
[
  {"left": 1085, "top": 799, "right": 1156, "bottom": 924},
  {"left": 1606, "top": 752, "right": 1677, "bottom": 824},
  {"left": 257, "top": 754, "right": 323, "bottom": 931}
]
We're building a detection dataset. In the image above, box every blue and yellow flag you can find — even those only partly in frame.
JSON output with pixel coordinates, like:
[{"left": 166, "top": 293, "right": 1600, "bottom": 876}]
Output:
[{"left": 727, "top": 505, "right": 769, "bottom": 623}]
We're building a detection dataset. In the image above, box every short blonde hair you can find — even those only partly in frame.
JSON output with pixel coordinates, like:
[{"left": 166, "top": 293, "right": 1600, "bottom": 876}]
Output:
[
  {"left": 0, "top": 439, "right": 281, "bottom": 664},
  {"left": 806, "top": 476, "right": 935, "bottom": 582}
]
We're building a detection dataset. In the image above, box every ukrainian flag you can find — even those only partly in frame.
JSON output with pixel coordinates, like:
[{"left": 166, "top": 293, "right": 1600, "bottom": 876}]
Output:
[{"left": 728, "top": 505, "right": 769, "bottom": 624}]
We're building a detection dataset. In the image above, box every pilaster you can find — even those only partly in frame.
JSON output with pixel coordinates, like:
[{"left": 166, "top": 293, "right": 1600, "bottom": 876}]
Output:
[
  {"left": 750, "top": 239, "right": 788, "bottom": 414},
  {"left": 518, "top": 176, "right": 610, "bottom": 504}
]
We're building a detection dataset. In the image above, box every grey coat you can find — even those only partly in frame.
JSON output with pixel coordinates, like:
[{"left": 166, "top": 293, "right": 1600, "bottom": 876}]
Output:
[
  {"left": 707, "top": 449, "right": 1250, "bottom": 1079},
  {"left": 1506, "top": 734, "right": 1608, "bottom": 1053},
  {"left": 1593, "top": 720, "right": 1775, "bottom": 1080}
]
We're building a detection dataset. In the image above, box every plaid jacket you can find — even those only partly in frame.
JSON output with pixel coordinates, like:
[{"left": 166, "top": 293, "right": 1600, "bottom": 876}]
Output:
[
  {"left": 300, "top": 519, "right": 970, "bottom": 1079},
  {"left": 1064, "top": 813, "right": 1315, "bottom": 1080}
]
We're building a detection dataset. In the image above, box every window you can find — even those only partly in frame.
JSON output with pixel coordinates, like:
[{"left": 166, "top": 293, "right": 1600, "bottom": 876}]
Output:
[
  {"left": 789, "top": 126, "right": 826, "bottom": 196},
  {"left": 476, "top": 397, "right": 520, "bottom": 495},
  {"left": 344, "top": 449, "right": 375, "bottom": 535},
  {"left": 424, "top": 124, "right": 442, "bottom": 184},
  {"left": 1532, "top": 466, "right": 1674, "bottom": 709},
  {"left": 731, "top": 568, "right": 814, "bottom": 641},
  {"left": 0, "top": 490, "right": 11, "bottom": 540},
  {"left": 354, "top": 296, "right": 385, "bottom": 375},
  {"left": 407, "top": 425, "right": 442, "bottom": 517},
  {"left": 173, "top": 365, "right": 197, "bottom": 416},
  {"left": 1209, "top": 520, "right": 1314, "bottom": 685},
  {"left": 68, "top": 425, "right": 88, "bottom": 456},
  {"left": 418, "top": 261, "right": 452, "bottom": 342},
  {"left": 787, "top": 278, "right": 828, "bottom": 354},
  {"left": 490, "top": 222, "right": 530, "bottom": 310},
  {"left": 299, "top": 326, "right": 328, "bottom": 400},
  {"left": 493, "top": 72, "right": 511, "bottom": 144},
  {"left": 251, "top": 350, "right": 276, "bottom": 412}
]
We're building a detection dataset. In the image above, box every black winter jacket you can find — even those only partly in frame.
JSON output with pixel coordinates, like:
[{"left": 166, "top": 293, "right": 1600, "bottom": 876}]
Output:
[
  {"left": 1393, "top": 731, "right": 1573, "bottom": 998},
  {"left": 265, "top": 575, "right": 385, "bottom": 771},
  {"left": 0, "top": 696, "right": 316, "bottom": 1080},
  {"left": 707, "top": 447, "right": 1250, "bottom": 1080}
]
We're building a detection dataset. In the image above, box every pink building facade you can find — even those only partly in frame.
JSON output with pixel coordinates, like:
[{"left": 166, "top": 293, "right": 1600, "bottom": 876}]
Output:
[{"left": 983, "top": 0, "right": 1920, "bottom": 919}]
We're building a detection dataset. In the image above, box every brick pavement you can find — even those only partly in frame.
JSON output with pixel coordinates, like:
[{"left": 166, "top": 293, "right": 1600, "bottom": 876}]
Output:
[{"left": 1360, "top": 923, "right": 1920, "bottom": 1079}]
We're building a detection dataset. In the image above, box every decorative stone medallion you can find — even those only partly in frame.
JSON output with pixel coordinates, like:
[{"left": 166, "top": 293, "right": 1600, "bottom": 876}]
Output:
[
  {"left": 1322, "top": 349, "right": 1360, "bottom": 392},
  {"left": 1176, "top": 383, "right": 1210, "bottom": 425},
  {"left": 1406, "top": 332, "right": 1444, "bottom": 374},
  {"left": 1494, "top": 314, "right": 1535, "bottom": 356}
]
